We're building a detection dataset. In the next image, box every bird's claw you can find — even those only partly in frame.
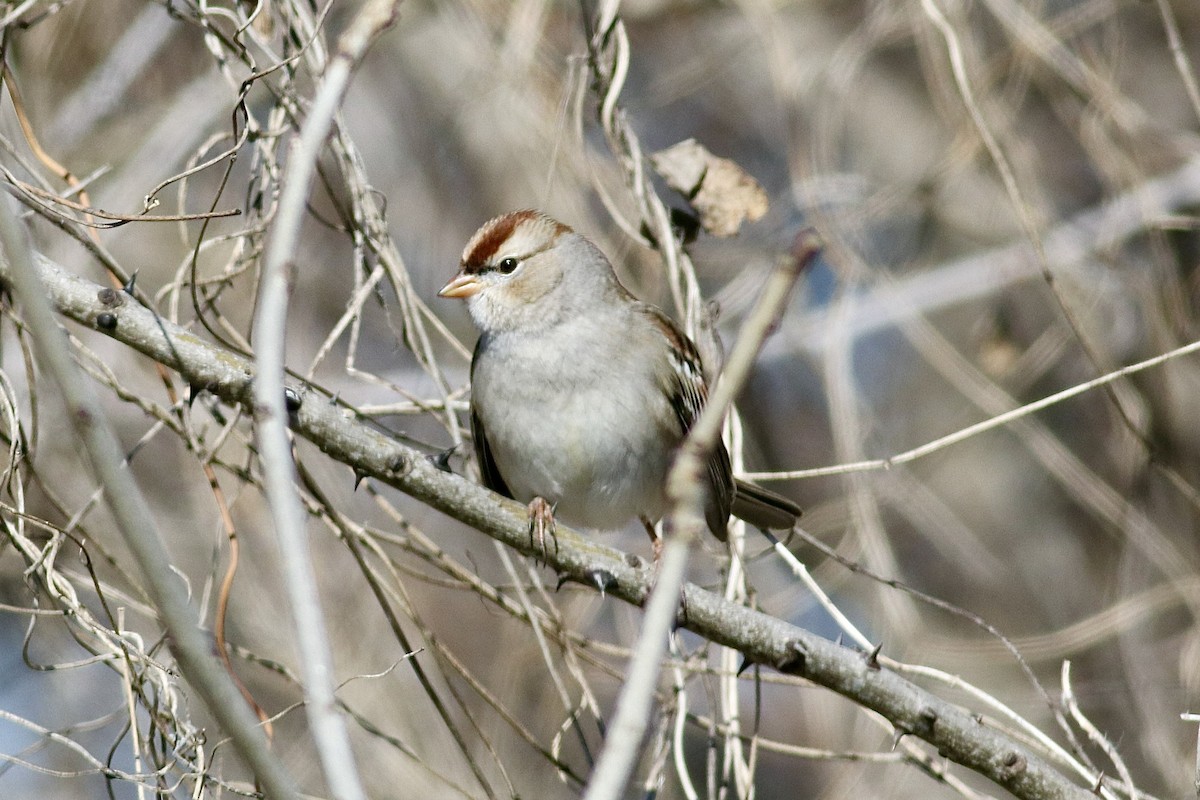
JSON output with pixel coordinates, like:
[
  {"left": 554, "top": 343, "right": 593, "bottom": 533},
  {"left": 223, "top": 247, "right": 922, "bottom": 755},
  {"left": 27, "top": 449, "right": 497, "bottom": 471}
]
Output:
[{"left": 528, "top": 497, "right": 558, "bottom": 565}]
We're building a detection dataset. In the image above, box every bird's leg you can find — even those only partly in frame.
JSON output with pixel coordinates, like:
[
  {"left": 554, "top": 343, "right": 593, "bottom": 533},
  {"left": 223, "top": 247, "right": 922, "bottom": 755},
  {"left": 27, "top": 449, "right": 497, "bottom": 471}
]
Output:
[
  {"left": 528, "top": 496, "right": 558, "bottom": 564},
  {"left": 641, "top": 517, "right": 663, "bottom": 566},
  {"left": 641, "top": 516, "right": 687, "bottom": 623}
]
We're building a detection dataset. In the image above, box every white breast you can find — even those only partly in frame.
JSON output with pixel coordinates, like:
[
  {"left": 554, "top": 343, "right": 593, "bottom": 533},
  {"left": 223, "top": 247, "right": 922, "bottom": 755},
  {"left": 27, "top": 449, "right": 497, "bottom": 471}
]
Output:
[{"left": 471, "top": 314, "right": 677, "bottom": 531}]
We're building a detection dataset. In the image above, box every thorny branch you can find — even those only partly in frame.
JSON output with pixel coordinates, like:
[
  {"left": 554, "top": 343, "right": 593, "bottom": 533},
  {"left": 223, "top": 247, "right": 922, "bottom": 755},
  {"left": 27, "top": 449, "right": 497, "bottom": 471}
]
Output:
[
  {"left": 0, "top": 250, "right": 1117, "bottom": 800},
  {"left": 1, "top": 1, "right": 1196, "bottom": 799}
]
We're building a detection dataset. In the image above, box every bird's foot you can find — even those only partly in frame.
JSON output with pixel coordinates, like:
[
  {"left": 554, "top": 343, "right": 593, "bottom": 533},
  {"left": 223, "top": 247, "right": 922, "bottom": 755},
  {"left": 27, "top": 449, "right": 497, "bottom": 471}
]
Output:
[
  {"left": 641, "top": 517, "right": 687, "bottom": 623},
  {"left": 528, "top": 496, "right": 558, "bottom": 565},
  {"left": 641, "top": 517, "right": 662, "bottom": 565}
]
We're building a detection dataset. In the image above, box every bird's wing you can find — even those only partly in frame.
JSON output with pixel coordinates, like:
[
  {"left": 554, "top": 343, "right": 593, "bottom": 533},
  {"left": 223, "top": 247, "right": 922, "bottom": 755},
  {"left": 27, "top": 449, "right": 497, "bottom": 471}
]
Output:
[
  {"left": 640, "top": 305, "right": 734, "bottom": 541},
  {"left": 469, "top": 337, "right": 514, "bottom": 499}
]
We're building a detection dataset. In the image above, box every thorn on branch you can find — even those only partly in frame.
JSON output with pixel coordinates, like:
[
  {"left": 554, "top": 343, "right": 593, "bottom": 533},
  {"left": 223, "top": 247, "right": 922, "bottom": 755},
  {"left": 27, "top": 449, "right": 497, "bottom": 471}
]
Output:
[
  {"left": 427, "top": 448, "right": 455, "bottom": 474},
  {"left": 864, "top": 641, "right": 882, "bottom": 670},
  {"left": 776, "top": 640, "right": 807, "bottom": 675},
  {"left": 586, "top": 568, "right": 617, "bottom": 597},
  {"left": 188, "top": 382, "right": 205, "bottom": 407}
]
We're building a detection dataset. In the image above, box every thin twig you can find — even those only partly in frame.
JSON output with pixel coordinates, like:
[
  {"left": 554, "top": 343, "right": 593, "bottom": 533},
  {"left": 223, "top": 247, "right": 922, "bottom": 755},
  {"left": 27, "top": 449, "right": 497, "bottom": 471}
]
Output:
[
  {"left": 250, "top": 2, "right": 401, "bottom": 799},
  {"left": 583, "top": 232, "right": 817, "bottom": 800},
  {"left": 1060, "top": 662, "right": 1130, "bottom": 800},
  {"left": 0, "top": 200, "right": 297, "bottom": 799},
  {"left": 748, "top": 334, "right": 1200, "bottom": 482},
  {"left": 2, "top": 248, "right": 1117, "bottom": 800}
]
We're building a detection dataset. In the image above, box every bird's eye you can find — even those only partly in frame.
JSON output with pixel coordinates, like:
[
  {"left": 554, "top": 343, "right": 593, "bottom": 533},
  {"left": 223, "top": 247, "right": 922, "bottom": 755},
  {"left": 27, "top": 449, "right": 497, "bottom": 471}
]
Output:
[{"left": 497, "top": 257, "right": 519, "bottom": 274}]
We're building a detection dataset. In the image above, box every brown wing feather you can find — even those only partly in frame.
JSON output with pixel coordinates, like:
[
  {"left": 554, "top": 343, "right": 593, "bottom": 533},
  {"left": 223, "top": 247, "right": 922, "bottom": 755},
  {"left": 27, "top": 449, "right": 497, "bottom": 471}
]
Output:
[
  {"left": 640, "top": 306, "right": 735, "bottom": 541},
  {"left": 731, "top": 479, "right": 801, "bottom": 530},
  {"left": 641, "top": 306, "right": 801, "bottom": 535}
]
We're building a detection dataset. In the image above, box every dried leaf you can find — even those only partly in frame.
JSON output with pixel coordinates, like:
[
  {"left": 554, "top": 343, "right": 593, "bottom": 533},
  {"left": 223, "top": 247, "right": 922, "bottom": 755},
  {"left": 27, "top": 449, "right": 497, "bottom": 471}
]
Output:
[{"left": 651, "top": 138, "right": 768, "bottom": 237}]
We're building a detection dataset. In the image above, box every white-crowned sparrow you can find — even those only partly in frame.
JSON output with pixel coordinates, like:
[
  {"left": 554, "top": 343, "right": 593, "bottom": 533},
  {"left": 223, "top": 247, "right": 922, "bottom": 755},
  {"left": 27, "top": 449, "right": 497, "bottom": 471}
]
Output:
[{"left": 439, "top": 210, "right": 800, "bottom": 544}]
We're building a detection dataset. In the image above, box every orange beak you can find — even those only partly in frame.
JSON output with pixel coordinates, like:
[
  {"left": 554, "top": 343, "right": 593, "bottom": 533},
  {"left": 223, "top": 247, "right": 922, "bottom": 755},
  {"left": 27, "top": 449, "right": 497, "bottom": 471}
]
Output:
[{"left": 438, "top": 272, "right": 482, "bottom": 299}]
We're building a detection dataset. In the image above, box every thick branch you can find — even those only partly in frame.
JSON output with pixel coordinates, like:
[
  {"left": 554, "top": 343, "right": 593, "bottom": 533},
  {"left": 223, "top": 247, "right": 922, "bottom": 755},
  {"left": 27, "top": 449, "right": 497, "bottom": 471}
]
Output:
[{"left": 1, "top": 253, "right": 1097, "bottom": 800}]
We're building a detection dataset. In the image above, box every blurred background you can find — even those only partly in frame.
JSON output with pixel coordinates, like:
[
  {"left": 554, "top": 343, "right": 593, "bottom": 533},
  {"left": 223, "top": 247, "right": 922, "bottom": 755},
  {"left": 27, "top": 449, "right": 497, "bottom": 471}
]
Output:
[{"left": 1, "top": 0, "right": 1199, "bottom": 797}]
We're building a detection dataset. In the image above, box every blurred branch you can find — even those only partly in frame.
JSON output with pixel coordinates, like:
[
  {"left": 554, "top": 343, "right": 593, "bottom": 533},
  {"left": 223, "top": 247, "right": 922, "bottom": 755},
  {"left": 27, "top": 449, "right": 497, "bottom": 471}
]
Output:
[
  {"left": 0, "top": 251, "right": 1105, "bottom": 800},
  {"left": 0, "top": 203, "right": 299, "bottom": 800},
  {"left": 783, "top": 154, "right": 1200, "bottom": 354},
  {"left": 1060, "top": 662, "right": 1134, "bottom": 798},
  {"left": 48, "top": 3, "right": 177, "bottom": 151},
  {"left": 584, "top": 231, "right": 817, "bottom": 800},
  {"left": 6, "top": 177, "right": 241, "bottom": 225},
  {"left": 251, "top": 1, "right": 401, "bottom": 799},
  {"left": 750, "top": 334, "right": 1200, "bottom": 482}
]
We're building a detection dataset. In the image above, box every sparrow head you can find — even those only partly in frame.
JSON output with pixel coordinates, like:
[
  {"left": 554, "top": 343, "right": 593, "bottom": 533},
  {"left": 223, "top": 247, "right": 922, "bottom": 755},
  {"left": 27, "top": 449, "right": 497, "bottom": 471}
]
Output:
[{"left": 439, "top": 210, "right": 621, "bottom": 333}]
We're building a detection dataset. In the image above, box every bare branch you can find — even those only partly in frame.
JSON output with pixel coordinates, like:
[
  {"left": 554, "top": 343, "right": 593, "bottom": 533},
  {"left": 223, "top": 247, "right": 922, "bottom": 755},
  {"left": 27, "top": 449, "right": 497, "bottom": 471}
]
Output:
[
  {"left": 0, "top": 248, "right": 1104, "bottom": 800},
  {"left": 0, "top": 202, "right": 298, "bottom": 799},
  {"left": 251, "top": 1, "right": 402, "bottom": 798}
]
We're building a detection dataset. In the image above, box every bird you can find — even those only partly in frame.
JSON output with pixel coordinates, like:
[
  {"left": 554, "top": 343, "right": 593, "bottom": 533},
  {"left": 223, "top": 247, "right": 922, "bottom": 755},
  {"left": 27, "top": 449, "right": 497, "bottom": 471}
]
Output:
[{"left": 438, "top": 210, "right": 800, "bottom": 555}]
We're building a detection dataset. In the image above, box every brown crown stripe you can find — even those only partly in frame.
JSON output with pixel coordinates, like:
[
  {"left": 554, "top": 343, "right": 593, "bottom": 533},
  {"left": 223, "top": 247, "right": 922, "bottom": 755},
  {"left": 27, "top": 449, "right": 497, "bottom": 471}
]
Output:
[
  {"left": 462, "top": 210, "right": 538, "bottom": 271},
  {"left": 461, "top": 210, "right": 571, "bottom": 271}
]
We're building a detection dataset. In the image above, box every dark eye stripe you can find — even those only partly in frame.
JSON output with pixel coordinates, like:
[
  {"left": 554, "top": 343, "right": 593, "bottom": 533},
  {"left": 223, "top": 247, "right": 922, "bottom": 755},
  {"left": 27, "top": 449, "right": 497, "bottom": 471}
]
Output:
[
  {"left": 460, "top": 210, "right": 571, "bottom": 274},
  {"left": 462, "top": 210, "right": 540, "bottom": 268}
]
